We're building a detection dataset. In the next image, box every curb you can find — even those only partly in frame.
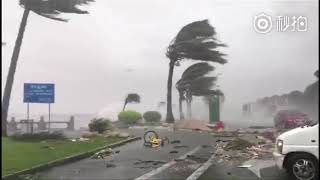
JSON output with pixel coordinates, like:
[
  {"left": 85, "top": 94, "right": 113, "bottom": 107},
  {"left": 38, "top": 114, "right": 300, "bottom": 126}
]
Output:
[{"left": 2, "top": 136, "right": 141, "bottom": 180}]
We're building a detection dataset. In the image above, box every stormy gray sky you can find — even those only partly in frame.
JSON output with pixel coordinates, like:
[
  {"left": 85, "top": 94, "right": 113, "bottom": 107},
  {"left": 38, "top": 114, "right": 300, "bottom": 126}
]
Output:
[{"left": 2, "top": 0, "right": 319, "bottom": 121}]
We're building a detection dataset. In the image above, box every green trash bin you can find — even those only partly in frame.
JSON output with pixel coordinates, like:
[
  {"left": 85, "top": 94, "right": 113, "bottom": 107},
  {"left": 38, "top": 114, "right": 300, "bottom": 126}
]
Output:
[{"left": 209, "top": 95, "right": 220, "bottom": 124}]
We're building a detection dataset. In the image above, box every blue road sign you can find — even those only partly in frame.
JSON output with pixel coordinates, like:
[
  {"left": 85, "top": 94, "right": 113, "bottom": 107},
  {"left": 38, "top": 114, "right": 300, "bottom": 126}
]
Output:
[{"left": 24, "top": 83, "right": 55, "bottom": 103}]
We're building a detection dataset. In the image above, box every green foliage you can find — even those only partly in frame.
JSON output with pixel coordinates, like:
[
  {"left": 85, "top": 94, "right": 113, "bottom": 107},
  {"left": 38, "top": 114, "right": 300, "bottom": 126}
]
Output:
[
  {"left": 166, "top": 19, "right": 227, "bottom": 63},
  {"left": 2, "top": 136, "right": 123, "bottom": 175},
  {"left": 11, "top": 132, "right": 66, "bottom": 141},
  {"left": 143, "top": 111, "right": 162, "bottom": 123},
  {"left": 176, "top": 63, "right": 220, "bottom": 102},
  {"left": 118, "top": 110, "right": 142, "bottom": 124},
  {"left": 88, "top": 118, "right": 112, "bottom": 134}
]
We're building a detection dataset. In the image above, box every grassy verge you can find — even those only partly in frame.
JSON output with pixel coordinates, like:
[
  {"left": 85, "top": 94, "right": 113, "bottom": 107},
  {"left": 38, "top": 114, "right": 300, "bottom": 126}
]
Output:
[{"left": 2, "top": 136, "right": 124, "bottom": 176}]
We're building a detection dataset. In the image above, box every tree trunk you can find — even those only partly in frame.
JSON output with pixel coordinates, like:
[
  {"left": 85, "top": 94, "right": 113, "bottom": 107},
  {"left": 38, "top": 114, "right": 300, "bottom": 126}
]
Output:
[
  {"left": 187, "top": 100, "right": 192, "bottom": 119},
  {"left": 166, "top": 61, "right": 175, "bottom": 123},
  {"left": 178, "top": 93, "right": 185, "bottom": 120},
  {"left": 2, "top": 9, "right": 30, "bottom": 137},
  {"left": 122, "top": 99, "right": 128, "bottom": 111},
  {"left": 186, "top": 89, "right": 192, "bottom": 119}
]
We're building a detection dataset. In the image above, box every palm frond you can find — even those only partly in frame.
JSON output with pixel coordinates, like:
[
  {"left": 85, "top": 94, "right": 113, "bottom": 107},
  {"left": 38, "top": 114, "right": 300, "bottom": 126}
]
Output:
[
  {"left": 175, "top": 20, "right": 216, "bottom": 43},
  {"left": 126, "top": 93, "right": 140, "bottom": 103},
  {"left": 181, "top": 62, "right": 214, "bottom": 81},
  {"left": 189, "top": 77, "right": 217, "bottom": 91},
  {"left": 178, "top": 50, "right": 227, "bottom": 64},
  {"left": 19, "top": 0, "right": 94, "bottom": 21},
  {"left": 166, "top": 19, "right": 227, "bottom": 65}
]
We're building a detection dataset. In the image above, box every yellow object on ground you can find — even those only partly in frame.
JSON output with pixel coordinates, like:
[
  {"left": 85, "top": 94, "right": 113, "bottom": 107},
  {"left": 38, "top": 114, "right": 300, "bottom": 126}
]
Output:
[{"left": 150, "top": 136, "right": 162, "bottom": 148}]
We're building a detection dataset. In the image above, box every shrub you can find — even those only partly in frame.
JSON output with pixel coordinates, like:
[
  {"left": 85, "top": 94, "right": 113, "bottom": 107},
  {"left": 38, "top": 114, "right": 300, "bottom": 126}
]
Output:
[
  {"left": 143, "top": 111, "right": 162, "bottom": 123},
  {"left": 11, "top": 131, "right": 66, "bottom": 141},
  {"left": 118, "top": 110, "right": 142, "bottom": 124},
  {"left": 88, "top": 118, "right": 112, "bottom": 134}
]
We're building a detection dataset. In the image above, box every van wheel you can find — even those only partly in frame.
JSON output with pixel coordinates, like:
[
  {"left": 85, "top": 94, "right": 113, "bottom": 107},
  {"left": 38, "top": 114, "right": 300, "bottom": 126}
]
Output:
[{"left": 287, "top": 153, "right": 318, "bottom": 180}]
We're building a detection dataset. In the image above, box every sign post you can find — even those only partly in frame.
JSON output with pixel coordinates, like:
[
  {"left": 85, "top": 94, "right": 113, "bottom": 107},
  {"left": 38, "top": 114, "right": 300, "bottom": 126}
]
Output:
[
  {"left": 27, "top": 103, "right": 30, "bottom": 133},
  {"left": 48, "top": 103, "right": 51, "bottom": 132},
  {"left": 24, "top": 83, "right": 55, "bottom": 133}
]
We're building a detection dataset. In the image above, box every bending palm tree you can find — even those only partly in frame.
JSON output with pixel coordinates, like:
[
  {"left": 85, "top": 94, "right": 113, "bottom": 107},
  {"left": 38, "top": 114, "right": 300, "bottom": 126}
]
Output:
[
  {"left": 176, "top": 62, "right": 215, "bottom": 120},
  {"left": 184, "top": 77, "right": 218, "bottom": 118},
  {"left": 165, "top": 19, "right": 227, "bottom": 123},
  {"left": 123, "top": 93, "right": 141, "bottom": 111},
  {"left": 2, "top": 0, "right": 94, "bottom": 136}
]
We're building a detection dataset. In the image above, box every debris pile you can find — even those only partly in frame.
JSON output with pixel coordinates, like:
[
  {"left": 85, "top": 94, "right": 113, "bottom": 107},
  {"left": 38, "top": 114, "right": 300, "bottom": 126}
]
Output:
[
  {"left": 212, "top": 132, "right": 274, "bottom": 165},
  {"left": 175, "top": 120, "right": 212, "bottom": 132},
  {"left": 224, "top": 137, "right": 254, "bottom": 151},
  {"left": 259, "top": 130, "right": 276, "bottom": 142}
]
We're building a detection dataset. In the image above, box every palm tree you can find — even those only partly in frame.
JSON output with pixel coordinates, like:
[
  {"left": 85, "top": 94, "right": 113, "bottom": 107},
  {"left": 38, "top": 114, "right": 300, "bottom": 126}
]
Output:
[
  {"left": 176, "top": 62, "right": 215, "bottom": 119},
  {"left": 184, "top": 77, "right": 218, "bottom": 118},
  {"left": 165, "top": 19, "right": 227, "bottom": 123},
  {"left": 123, "top": 93, "right": 141, "bottom": 111},
  {"left": 1, "top": 0, "right": 94, "bottom": 136}
]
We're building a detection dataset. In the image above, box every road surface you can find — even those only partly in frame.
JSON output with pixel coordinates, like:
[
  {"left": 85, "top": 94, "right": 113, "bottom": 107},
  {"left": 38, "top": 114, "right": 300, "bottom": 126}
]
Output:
[{"left": 36, "top": 128, "right": 288, "bottom": 180}]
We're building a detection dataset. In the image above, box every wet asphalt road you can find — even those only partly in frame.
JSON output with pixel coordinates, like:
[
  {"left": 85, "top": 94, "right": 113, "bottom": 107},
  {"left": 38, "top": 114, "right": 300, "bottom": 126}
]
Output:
[{"left": 36, "top": 128, "right": 289, "bottom": 180}]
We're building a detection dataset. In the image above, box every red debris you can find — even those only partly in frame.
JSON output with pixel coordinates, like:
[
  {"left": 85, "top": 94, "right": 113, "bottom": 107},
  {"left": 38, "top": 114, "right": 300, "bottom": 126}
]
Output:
[{"left": 216, "top": 121, "right": 225, "bottom": 130}]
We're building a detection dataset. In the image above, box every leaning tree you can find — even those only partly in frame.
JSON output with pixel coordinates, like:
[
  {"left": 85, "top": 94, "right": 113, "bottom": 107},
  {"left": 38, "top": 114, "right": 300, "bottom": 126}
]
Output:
[
  {"left": 2, "top": 0, "right": 94, "bottom": 136},
  {"left": 123, "top": 93, "right": 141, "bottom": 111},
  {"left": 176, "top": 62, "right": 215, "bottom": 119},
  {"left": 165, "top": 19, "right": 227, "bottom": 123}
]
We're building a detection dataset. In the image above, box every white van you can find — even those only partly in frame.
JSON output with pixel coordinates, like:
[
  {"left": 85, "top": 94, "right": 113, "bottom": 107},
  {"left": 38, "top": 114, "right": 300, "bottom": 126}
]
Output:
[{"left": 273, "top": 123, "right": 319, "bottom": 180}]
